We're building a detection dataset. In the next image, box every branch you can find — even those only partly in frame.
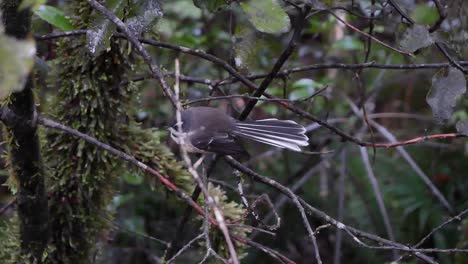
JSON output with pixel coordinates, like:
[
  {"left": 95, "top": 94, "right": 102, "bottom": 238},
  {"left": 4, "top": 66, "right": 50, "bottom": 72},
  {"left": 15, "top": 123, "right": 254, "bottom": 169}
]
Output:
[
  {"left": 224, "top": 156, "right": 440, "bottom": 263},
  {"left": 435, "top": 42, "right": 468, "bottom": 74},
  {"left": 86, "top": 0, "right": 178, "bottom": 108},
  {"left": 0, "top": 198, "right": 16, "bottom": 216},
  {"left": 173, "top": 61, "right": 239, "bottom": 264},
  {"left": 35, "top": 115, "right": 289, "bottom": 263},
  {"left": 387, "top": 0, "right": 415, "bottom": 24},
  {"left": 429, "top": 0, "right": 447, "bottom": 33},
  {"left": 227, "top": 156, "right": 324, "bottom": 264},
  {"left": 183, "top": 87, "right": 326, "bottom": 106},
  {"left": 37, "top": 116, "right": 212, "bottom": 224},
  {"left": 34, "top": 29, "right": 87, "bottom": 40},
  {"left": 238, "top": 5, "right": 311, "bottom": 120},
  {"left": 329, "top": 11, "right": 414, "bottom": 57},
  {"left": 344, "top": 95, "right": 455, "bottom": 214},
  {"left": 385, "top": 0, "right": 467, "bottom": 73},
  {"left": 359, "top": 147, "right": 398, "bottom": 258},
  {"left": 33, "top": 29, "right": 468, "bottom": 146}
]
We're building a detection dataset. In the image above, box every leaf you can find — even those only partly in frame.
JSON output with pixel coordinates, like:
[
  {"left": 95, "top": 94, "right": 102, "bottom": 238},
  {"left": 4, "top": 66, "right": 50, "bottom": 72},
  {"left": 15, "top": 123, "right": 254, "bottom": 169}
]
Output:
[
  {"left": 233, "top": 24, "right": 265, "bottom": 72},
  {"left": 193, "top": 0, "right": 229, "bottom": 12},
  {"left": 86, "top": 0, "right": 126, "bottom": 56},
  {"left": 125, "top": 0, "right": 164, "bottom": 35},
  {"left": 168, "top": 1, "right": 202, "bottom": 19},
  {"left": 112, "top": 193, "right": 135, "bottom": 207},
  {"left": 399, "top": 25, "right": 434, "bottom": 53},
  {"left": 426, "top": 68, "right": 466, "bottom": 125},
  {"left": 34, "top": 5, "right": 75, "bottom": 30},
  {"left": 456, "top": 121, "right": 468, "bottom": 136},
  {"left": 411, "top": 5, "right": 439, "bottom": 25},
  {"left": 19, "top": 0, "right": 46, "bottom": 10},
  {"left": 240, "top": 0, "right": 291, "bottom": 34},
  {"left": 332, "top": 35, "right": 364, "bottom": 51},
  {"left": 289, "top": 78, "right": 321, "bottom": 100},
  {"left": 122, "top": 172, "right": 144, "bottom": 185},
  {"left": 0, "top": 30, "right": 36, "bottom": 100}
]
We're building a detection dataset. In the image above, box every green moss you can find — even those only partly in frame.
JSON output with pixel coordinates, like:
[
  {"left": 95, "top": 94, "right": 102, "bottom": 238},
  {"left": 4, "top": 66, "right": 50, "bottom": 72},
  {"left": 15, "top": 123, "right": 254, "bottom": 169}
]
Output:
[
  {"left": 0, "top": 215, "right": 20, "bottom": 263},
  {"left": 43, "top": 2, "right": 131, "bottom": 262},
  {"left": 127, "top": 126, "right": 194, "bottom": 194}
]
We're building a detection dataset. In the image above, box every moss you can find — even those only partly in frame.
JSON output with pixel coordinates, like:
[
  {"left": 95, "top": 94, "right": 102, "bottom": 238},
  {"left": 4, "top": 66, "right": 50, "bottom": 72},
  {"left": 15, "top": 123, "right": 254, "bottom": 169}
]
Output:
[
  {"left": 126, "top": 126, "right": 194, "bottom": 194},
  {"left": 0, "top": 215, "right": 20, "bottom": 263},
  {"left": 43, "top": 2, "right": 131, "bottom": 262},
  {"left": 197, "top": 183, "right": 250, "bottom": 260}
]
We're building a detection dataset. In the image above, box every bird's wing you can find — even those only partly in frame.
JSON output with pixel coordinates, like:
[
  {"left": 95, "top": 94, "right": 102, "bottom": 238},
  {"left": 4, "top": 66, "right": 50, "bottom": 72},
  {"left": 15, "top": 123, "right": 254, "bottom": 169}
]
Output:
[{"left": 192, "top": 133, "right": 248, "bottom": 157}]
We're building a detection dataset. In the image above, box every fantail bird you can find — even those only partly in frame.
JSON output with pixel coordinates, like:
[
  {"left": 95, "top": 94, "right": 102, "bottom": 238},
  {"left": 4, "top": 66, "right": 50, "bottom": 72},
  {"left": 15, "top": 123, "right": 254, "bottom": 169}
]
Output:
[{"left": 168, "top": 107, "right": 309, "bottom": 157}]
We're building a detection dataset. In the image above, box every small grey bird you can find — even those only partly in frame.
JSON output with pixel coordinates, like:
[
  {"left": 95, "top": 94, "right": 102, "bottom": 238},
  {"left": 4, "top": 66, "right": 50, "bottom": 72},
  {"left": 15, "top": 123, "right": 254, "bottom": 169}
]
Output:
[{"left": 168, "top": 107, "right": 309, "bottom": 157}]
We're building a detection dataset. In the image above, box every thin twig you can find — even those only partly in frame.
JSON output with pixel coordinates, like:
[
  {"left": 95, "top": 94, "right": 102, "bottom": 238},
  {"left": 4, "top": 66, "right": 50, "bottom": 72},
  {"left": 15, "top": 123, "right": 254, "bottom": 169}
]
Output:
[
  {"left": 224, "top": 156, "right": 439, "bottom": 263},
  {"left": 183, "top": 88, "right": 326, "bottom": 106},
  {"left": 173, "top": 60, "right": 239, "bottom": 264},
  {"left": 359, "top": 147, "right": 398, "bottom": 259},
  {"left": 415, "top": 208, "right": 468, "bottom": 248},
  {"left": 234, "top": 236, "right": 295, "bottom": 264},
  {"left": 238, "top": 5, "right": 311, "bottom": 120},
  {"left": 166, "top": 233, "right": 204, "bottom": 263},
  {"left": 34, "top": 29, "right": 87, "bottom": 40},
  {"left": 387, "top": 0, "right": 415, "bottom": 24},
  {"left": 429, "top": 0, "right": 447, "bottom": 32},
  {"left": 225, "top": 157, "right": 323, "bottom": 263},
  {"left": 435, "top": 42, "right": 468, "bottom": 74},
  {"left": 393, "top": 207, "right": 468, "bottom": 262},
  {"left": 0, "top": 198, "right": 16, "bottom": 216},
  {"left": 344, "top": 96, "right": 455, "bottom": 214},
  {"left": 166, "top": 156, "right": 219, "bottom": 258},
  {"left": 333, "top": 151, "right": 346, "bottom": 264},
  {"left": 329, "top": 11, "right": 414, "bottom": 57}
]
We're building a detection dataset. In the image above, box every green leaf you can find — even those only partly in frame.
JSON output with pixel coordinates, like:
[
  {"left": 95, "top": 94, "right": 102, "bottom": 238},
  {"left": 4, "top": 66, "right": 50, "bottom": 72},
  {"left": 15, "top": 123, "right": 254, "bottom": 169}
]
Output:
[
  {"left": 193, "top": 0, "right": 229, "bottom": 12},
  {"left": 19, "top": 0, "right": 46, "bottom": 10},
  {"left": 411, "top": 5, "right": 439, "bottom": 25},
  {"left": 233, "top": 24, "right": 265, "bottom": 72},
  {"left": 0, "top": 29, "right": 36, "bottom": 100},
  {"left": 33, "top": 5, "right": 75, "bottom": 30},
  {"left": 168, "top": 1, "right": 202, "bottom": 19},
  {"left": 289, "top": 78, "right": 321, "bottom": 100},
  {"left": 122, "top": 172, "right": 144, "bottom": 185},
  {"left": 332, "top": 36, "right": 364, "bottom": 51},
  {"left": 112, "top": 193, "right": 135, "bottom": 207},
  {"left": 240, "top": 0, "right": 291, "bottom": 34}
]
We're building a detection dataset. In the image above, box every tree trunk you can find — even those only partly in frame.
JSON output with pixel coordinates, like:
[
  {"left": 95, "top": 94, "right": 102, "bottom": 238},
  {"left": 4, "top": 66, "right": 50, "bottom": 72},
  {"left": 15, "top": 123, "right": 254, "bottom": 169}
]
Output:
[{"left": 1, "top": 0, "right": 49, "bottom": 262}]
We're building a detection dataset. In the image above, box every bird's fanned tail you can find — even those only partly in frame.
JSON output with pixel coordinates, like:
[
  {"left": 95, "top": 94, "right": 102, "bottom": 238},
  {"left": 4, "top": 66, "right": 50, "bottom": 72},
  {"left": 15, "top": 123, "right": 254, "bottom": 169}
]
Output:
[{"left": 233, "top": 119, "right": 309, "bottom": 151}]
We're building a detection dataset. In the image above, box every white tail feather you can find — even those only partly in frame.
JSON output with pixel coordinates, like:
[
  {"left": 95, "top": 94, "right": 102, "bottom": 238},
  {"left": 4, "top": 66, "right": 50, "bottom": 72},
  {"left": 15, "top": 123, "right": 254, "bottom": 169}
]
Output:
[
  {"left": 234, "top": 119, "right": 309, "bottom": 152},
  {"left": 233, "top": 131, "right": 301, "bottom": 151},
  {"left": 234, "top": 126, "right": 307, "bottom": 140}
]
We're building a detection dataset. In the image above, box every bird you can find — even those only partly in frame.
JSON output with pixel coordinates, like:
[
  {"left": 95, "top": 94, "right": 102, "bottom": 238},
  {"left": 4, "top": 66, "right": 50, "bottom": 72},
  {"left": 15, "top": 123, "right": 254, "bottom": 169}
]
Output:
[{"left": 168, "top": 107, "right": 309, "bottom": 157}]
